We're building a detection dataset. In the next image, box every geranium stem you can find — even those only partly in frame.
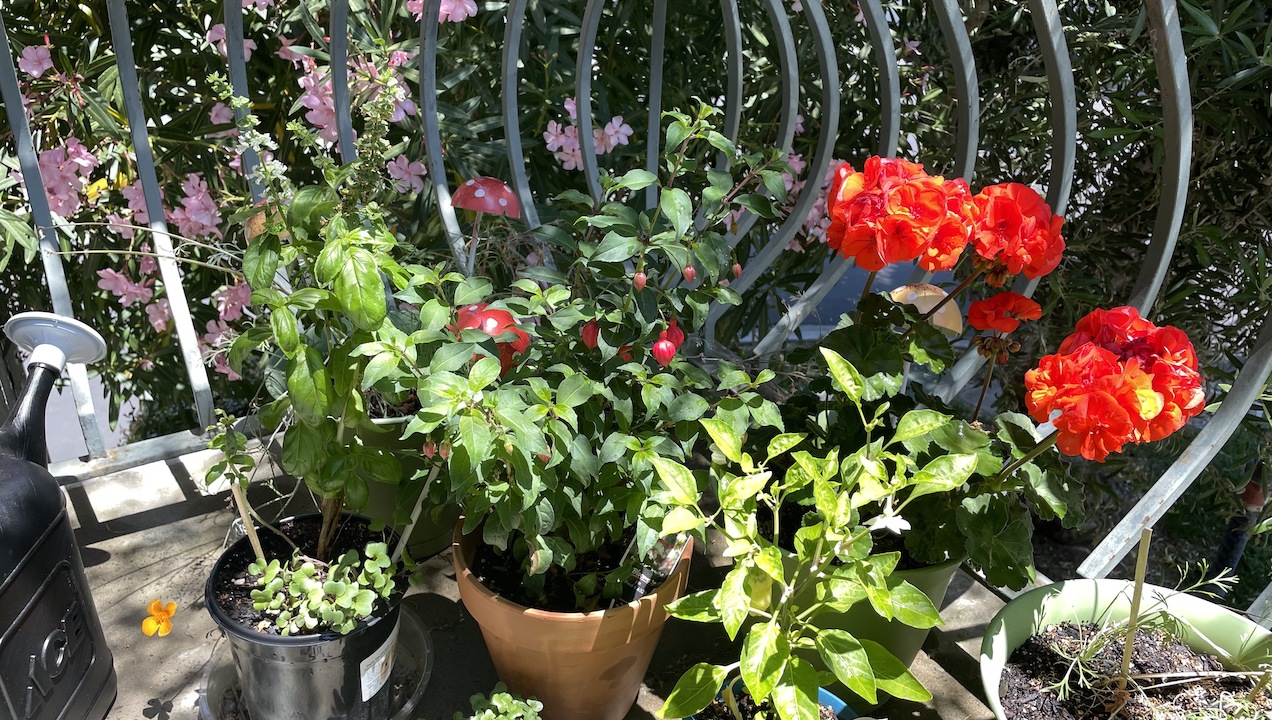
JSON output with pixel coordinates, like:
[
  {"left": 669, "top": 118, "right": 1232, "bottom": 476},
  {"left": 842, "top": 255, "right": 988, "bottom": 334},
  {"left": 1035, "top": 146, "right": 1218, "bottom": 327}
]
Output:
[
  {"left": 918, "top": 267, "right": 984, "bottom": 323},
  {"left": 973, "top": 356, "right": 995, "bottom": 420},
  {"left": 854, "top": 271, "right": 877, "bottom": 323},
  {"left": 993, "top": 430, "right": 1060, "bottom": 484},
  {"left": 1117, "top": 529, "right": 1154, "bottom": 697}
]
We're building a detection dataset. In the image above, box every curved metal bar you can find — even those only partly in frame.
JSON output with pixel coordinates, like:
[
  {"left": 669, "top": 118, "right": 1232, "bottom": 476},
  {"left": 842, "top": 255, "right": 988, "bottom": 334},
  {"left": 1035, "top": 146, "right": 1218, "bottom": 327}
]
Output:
[
  {"left": 706, "top": 0, "right": 839, "bottom": 352},
  {"left": 931, "top": 0, "right": 979, "bottom": 181},
  {"left": 502, "top": 0, "right": 540, "bottom": 229},
  {"left": 644, "top": 0, "right": 668, "bottom": 211},
  {"left": 223, "top": 0, "right": 263, "bottom": 201},
  {"left": 861, "top": 0, "right": 900, "bottom": 157},
  {"left": 331, "top": 0, "right": 357, "bottom": 164},
  {"left": 751, "top": 256, "right": 855, "bottom": 357},
  {"left": 106, "top": 0, "right": 214, "bottom": 429},
  {"left": 419, "top": 0, "right": 469, "bottom": 273},
  {"left": 1078, "top": 310, "right": 1272, "bottom": 579},
  {"left": 575, "top": 0, "right": 605, "bottom": 201},
  {"left": 719, "top": 0, "right": 744, "bottom": 149},
  {"left": 0, "top": 15, "right": 107, "bottom": 456},
  {"left": 1126, "top": 0, "right": 1192, "bottom": 314},
  {"left": 1027, "top": 0, "right": 1076, "bottom": 215},
  {"left": 720, "top": 0, "right": 798, "bottom": 246}
]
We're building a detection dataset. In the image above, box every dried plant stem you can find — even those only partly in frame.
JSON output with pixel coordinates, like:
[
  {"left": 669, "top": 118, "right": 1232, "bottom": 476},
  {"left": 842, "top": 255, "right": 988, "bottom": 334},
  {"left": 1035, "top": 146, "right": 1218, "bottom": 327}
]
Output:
[
  {"left": 229, "top": 480, "right": 265, "bottom": 563},
  {"left": 1116, "top": 528, "right": 1154, "bottom": 697}
]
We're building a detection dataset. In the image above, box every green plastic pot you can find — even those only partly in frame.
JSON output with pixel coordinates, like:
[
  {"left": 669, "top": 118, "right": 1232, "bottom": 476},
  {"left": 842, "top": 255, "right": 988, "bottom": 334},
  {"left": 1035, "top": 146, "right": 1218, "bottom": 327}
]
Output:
[
  {"left": 359, "top": 417, "right": 459, "bottom": 559},
  {"left": 980, "top": 578, "right": 1272, "bottom": 720}
]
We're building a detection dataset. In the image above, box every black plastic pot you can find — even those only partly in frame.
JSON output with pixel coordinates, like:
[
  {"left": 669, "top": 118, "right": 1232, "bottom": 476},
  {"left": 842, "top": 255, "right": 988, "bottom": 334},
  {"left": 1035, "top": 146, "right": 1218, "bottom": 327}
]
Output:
[
  {"left": 205, "top": 515, "right": 403, "bottom": 720},
  {"left": 0, "top": 341, "right": 116, "bottom": 720}
]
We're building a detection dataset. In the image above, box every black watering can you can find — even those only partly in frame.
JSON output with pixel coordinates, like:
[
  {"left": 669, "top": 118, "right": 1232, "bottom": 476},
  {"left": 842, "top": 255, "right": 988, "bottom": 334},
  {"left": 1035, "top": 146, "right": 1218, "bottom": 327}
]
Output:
[{"left": 0, "top": 312, "right": 115, "bottom": 720}]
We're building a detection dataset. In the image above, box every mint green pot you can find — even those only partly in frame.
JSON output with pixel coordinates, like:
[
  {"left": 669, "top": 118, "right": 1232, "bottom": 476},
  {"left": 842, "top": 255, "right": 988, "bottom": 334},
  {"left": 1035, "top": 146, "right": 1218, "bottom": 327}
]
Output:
[
  {"left": 359, "top": 417, "right": 459, "bottom": 559},
  {"left": 980, "top": 578, "right": 1272, "bottom": 720}
]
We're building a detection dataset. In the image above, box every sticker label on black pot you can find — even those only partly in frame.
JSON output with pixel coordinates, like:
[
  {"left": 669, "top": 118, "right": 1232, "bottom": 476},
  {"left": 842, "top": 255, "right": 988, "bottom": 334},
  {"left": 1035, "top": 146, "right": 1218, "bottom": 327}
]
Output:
[{"left": 360, "top": 620, "right": 399, "bottom": 702}]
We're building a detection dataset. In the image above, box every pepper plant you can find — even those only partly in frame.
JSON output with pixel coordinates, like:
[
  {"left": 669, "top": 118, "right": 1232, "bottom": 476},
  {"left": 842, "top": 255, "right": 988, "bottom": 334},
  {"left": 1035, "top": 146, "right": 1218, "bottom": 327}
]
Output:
[{"left": 655, "top": 349, "right": 976, "bottom": 719}]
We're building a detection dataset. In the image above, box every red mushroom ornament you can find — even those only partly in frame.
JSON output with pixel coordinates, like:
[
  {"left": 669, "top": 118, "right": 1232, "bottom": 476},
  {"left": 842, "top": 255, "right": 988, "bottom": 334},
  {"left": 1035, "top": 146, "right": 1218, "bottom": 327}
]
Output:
[{"left": 451, "top": 177, "right": 521, "bottom": 272}]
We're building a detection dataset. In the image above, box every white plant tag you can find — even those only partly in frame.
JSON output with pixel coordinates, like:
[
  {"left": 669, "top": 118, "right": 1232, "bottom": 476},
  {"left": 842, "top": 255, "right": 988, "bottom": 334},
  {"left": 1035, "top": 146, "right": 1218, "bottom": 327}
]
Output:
[{"left": 359, "top": 620, "right": 399, "bottom": 702}]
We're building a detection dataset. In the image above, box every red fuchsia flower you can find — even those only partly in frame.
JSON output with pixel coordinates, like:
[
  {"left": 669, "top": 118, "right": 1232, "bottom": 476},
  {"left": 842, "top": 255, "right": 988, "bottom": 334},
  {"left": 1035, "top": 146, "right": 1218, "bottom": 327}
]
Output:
[
  {"left": 652, "top": 337, "right": 677, "bottom": 367},
  {"left": 581, "top": 320, "right": 600, "bottom": 349},
  {"left": 617, "top": 345, "right": 634, "bottom": 362},
  {"left": 438, "top": 441, "right": 451, "bottom": 460},
  {"left": 733, "top": 262, "right": 743, "bottom": 279},
  {"left": 664, "top": 318, "right": 685, "bottom": 349},
  {"left": 682, "top": 266, "right": 697, "bottom": 283},
  {"left": 452, "top": 303, "right": 531, "bottom": 375},
  {"left": 825, "top": 157, "right": 971, "bottom": 273},
  {"left": 1024, "top": 306, "right": 1204, "bottom": 461},
  {"left": 967, "top": 292, "right": 1042, "bottom": 335},
  {"left": 422, "top": 440, "right": 436, "bottom": 458},
  {"left": 633, "top": 271, "right": 647, "bottom": 291},
  {"left": 969, "top": 183, "right": 1065, "bottom": 286}
]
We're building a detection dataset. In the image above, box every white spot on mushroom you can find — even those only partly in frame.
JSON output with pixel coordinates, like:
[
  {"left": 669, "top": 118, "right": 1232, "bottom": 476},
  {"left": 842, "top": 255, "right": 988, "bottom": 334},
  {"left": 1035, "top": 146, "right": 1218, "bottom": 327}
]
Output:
[
  {"left": 466, "top": 179, "right": 476, "bottom": 186},
  {"left": 475, "top": 189, "right": 486, "bottom": 197},
  {"left": 499, "top": 198, "right": 508, "bottom": 207}
]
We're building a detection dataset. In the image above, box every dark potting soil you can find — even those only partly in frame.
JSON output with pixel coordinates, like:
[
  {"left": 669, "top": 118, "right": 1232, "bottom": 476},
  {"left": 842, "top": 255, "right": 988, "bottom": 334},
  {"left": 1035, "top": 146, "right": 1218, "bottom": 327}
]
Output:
[
  {"left": 999, "top": 621, "right": 1270, "bottom": 720},
  {"left": 695, "top": 691, "right": 839, "bottom": 720},
  {"left": 470, "top": 529, "right": 659, "bottom": 613},
  {"left": 211, "top": 515, "right": 404, "bottom": 635}
]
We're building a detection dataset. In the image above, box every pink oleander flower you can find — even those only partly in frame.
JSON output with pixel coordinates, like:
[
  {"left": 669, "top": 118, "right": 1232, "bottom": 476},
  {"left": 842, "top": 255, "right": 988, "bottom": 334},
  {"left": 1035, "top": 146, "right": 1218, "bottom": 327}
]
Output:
[
  {"left": 119, "top": 278, "right": 154, "bottom": 307},
  {"left": 228, "top": 149, "right": 274, "bottom": 173},
  {"left": 138, "top": 243, "right": 158, "bottom": 276},
  {"left": 208, "top": 102, "right": 236, "bottom": 138},
  {"left": 277, "top": 36, "right": 306, "bottom": 66},
  {"left": 212, "top": 353, "right": 242, "bottom": 381},
  {"left": 439, "top": 0, "right": 478, "bottom": 22},
  {"left": 105, "top": 213, "right": 134, "bottom": 239},
  {"left": 564, "top": 97, "right": 577, "bottom": 121},
  {"left": 599, "top": 116, "right": 634, "bottom": 153},
  {"left": 388, "top": 51, "right": 415, "bottom": 67},
  {"left": 146, "top": 299, "right": 171, "bottom": 332},
  {"left": 215, "top": 282, "right": 252, "bottom": 322},
  {"left": 406, "top": 0, "right": 424, "bottom": 20},
  {"left": 97, "top": 268, "right": 132, "bottom": 296},
  {"left": 138, "top": 358, "right": 155, "bottom": 371},
  {"left": 794, "top": 113, "right": 805, "bottom": 135},
  {"left": 206, "top": 24, "right": 256, "bottom": 61},
  {"left": 18, "top": 46, "right": 53, "bottom": 78},
  {"left": 121, "top": 183, "right": 155, "bottom": 226},
  {"left": 169, "top": 173, "right": 223, "bottom": 239},
  {"left": 20, "top": 138, "right": 100, "bottom": 218},
  {"left": 387, "top": 155, "right": 427, "bottom": 194},
  {"left": 202, "top": 319, "right": 232, "bottom": 348},
  {"left": 298, "top": 66, "right": 338, "bottom": 142}
]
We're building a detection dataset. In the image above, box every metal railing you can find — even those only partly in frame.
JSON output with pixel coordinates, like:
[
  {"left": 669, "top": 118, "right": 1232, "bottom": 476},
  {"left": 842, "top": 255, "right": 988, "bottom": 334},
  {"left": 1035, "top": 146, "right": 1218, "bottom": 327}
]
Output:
[{"left": 4, "top": 0, "right": 1271, "bottom": 618}]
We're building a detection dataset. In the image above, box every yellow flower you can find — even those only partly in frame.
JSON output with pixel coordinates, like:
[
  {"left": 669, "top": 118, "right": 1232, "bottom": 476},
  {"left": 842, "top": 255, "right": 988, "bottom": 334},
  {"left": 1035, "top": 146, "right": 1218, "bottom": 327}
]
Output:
[{"left": 142, "top": 599, "right": 177, "bottom": 637}]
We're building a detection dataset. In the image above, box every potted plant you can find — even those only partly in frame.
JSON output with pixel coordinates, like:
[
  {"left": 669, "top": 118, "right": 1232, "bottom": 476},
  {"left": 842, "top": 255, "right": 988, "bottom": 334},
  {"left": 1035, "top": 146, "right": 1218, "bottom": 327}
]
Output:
[
  {"left": 201, "top": 68, "right": 432, "bottom": 720},
  {"left": 392, "top": 104, "right": 789, "bottom": 720},
  {"left": 981, "top": 532, "right": 1272, "bottom": 719},
  {"left": 654, "top": 350, "right": 961, "bottom": 719}
]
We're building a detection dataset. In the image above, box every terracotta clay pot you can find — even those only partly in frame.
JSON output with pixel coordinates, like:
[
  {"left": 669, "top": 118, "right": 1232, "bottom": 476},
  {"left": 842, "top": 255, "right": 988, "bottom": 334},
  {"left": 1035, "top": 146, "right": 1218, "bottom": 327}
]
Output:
[{"left": 453, "top": 525, "right": 692, "bottom": 720}]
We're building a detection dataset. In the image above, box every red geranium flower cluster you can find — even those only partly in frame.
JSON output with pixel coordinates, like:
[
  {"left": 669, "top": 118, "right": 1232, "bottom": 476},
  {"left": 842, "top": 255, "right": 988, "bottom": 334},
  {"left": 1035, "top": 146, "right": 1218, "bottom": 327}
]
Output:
[
  {"left": 967, "top": 292, "right": 1042, "bottom": 335},
  {"left": 825, "top": 158, "right": 1064, "bottom": 288},
  {"left": 826, "top": 157, "right": 971, "bottom": 273},
  {"left": 970, "top": 183, "right": 1065, "bottom": 286},
  {"left": 452, "top": 303, "right": 531, "bottom": 375},
  {"left": 1024, "top": 306, "right": 1204, "bottom": 462}
]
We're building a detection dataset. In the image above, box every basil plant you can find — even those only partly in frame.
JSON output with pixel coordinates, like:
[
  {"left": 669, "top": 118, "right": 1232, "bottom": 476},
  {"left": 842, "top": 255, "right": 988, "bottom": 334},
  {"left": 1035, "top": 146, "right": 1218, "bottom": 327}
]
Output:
[{"left": 654, "top": 349, "right": 985, "bottom": 719}]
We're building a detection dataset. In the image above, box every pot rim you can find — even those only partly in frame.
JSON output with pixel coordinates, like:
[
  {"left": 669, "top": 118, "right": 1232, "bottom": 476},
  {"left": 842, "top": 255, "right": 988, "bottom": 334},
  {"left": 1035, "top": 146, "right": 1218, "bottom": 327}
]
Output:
[
  {"left": 205, "top": 512, "right": 400, "bottom": 645},
  {"left": 452, "top": 523, "right": 692, "bottom": 621}
]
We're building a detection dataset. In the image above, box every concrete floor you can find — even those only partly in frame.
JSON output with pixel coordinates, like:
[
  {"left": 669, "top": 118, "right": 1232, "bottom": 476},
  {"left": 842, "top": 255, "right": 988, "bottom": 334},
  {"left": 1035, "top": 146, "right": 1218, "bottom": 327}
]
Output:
[{"left": 64, "top": 449, "right": 996, "bottom": 720}]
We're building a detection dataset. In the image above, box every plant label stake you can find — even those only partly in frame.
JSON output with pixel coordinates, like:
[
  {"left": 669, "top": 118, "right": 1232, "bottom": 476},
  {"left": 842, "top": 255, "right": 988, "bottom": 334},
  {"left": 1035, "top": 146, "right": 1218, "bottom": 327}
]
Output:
[{"left": 0, "top": 312, "right": 116, "bottom": 720}]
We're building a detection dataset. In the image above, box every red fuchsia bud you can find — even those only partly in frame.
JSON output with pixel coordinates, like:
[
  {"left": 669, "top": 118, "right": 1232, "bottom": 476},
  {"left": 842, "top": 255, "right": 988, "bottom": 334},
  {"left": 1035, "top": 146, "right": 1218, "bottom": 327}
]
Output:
[
  {"left": 582, "top": 320, "right": 600, "bottom": 349},
  {"left": 733, "top": 262, "right": 743, "bottom": 279},
  {"left": 617, "top": 345, "right": 634, "bottom": 362},
  {"left": 422, "top": 440, "right": 436, "bottom": 458},
  {"left": 633, "top": 271, "right": 647, "bottom": 291},
  {"left": 682, "top": 265, "right": 697, "bottom": 283},
  {"left": 439, "top": 441, "right": 451, "bottom": 460},
  {"left": 652, "top": 338, "right": 677, "bottom": 367},
  {"left": 665, "top": 318, "right": 685, "bottom": 349},
  {"left": 538, "top": 453, "right": 551, "bottom": 464}
]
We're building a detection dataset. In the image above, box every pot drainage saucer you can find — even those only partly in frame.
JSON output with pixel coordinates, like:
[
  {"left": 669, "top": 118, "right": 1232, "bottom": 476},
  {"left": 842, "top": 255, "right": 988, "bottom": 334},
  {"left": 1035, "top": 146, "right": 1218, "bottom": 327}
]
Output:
[{"left": 198, "top": 603, "right": 433, "bottom": 720}]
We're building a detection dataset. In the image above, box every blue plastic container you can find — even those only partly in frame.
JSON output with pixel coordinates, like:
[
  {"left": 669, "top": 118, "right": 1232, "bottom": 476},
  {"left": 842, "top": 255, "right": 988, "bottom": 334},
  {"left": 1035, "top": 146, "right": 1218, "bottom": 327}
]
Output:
[{"left": 689, "top": 683, "right": 856, "bottom": 719}]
